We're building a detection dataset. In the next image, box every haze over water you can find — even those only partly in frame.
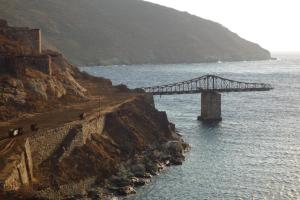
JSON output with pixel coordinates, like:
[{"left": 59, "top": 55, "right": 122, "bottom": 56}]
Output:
[{"left": 83, "top": 54, "right": 300, "bottom": 199}]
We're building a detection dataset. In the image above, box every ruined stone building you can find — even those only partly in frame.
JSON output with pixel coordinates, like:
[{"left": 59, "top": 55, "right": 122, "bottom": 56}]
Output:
[{"left": 0, "top": 19, "right": 52, "bottom": 75}]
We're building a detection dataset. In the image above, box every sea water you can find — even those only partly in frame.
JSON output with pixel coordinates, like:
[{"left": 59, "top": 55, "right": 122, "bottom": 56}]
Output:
[{"left": 82, "top": 54, "right": 300, "bottom": 199}]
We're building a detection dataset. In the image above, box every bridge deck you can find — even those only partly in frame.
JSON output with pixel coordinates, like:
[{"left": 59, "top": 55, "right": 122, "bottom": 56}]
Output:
[{"left": 142, "top": 75, "right": 273, "bottom": 95}]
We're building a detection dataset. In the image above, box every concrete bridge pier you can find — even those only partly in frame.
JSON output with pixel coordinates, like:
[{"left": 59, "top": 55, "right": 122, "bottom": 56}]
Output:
[{"left": 198, "top": 92, "right": 222, "bottom": 121}]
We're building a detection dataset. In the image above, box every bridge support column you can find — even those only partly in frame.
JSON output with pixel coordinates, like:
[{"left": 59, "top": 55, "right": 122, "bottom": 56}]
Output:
[{"left": 198, "top": 92, "right": 222, "bottom": 121}]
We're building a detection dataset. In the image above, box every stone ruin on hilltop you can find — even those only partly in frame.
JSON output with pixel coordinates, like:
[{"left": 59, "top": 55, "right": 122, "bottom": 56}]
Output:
[{"left": 0, "top": 19, "right": 52, "bottom": 75}]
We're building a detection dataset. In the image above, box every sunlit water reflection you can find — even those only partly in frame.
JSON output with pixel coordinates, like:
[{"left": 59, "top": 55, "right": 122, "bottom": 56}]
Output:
[{"left": 82, "top": 55, "right": 300, "bottom": 199}]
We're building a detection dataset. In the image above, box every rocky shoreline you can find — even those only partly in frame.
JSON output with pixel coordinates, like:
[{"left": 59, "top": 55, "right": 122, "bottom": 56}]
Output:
[
  {"left": 0, "top": 19, "right": 190, "bottom": 200},
  {"left": 106, "top": 139, "right": 190, "bottom": 197},
  {"left": 33, "top": 97, "right": 190, "bottom": 200},
  {"left": 35, "top": 137, "right": 189, "bottom": 199},
  {"left": 1, "top": 97, "right": 189, "bottom": 200}
]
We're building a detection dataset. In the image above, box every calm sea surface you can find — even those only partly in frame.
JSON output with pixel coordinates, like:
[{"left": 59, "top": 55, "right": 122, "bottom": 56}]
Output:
[{"left": 82, "top": 54, "right": 300, "bottom": 200}]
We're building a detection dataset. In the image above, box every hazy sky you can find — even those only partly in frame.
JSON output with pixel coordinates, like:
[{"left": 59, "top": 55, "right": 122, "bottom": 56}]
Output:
[{"left": 146, "top": 0, "right": 300, "bottom": 52}]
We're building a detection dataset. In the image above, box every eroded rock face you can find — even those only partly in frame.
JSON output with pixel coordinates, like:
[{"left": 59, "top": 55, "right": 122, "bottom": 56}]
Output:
[
  {"left": 0, "top": 90, "right": 189, "bottom": 199},
  {"left": 131, "top": 164, "right": 146, "bottom": 178},
  {"left": 0, "top": 87, "right": 189, "bottom": 198},
  {"left": 26, "top": 78, "right": 48, "bottom": 100},
  {"left": 46, "top": 78, "right": 67, "bottom": 98},
  {"left": 0, "top": 53, "right": 88, "bottom": 120},
  {"left": 164, "top": 141, "right": 185, "bottom": 157},
  {"left": 47, "top": 97, "right": 190, "bottom": 198},
  {"left": 0, "top": 22, "right": 88, "bottom": 121},
  {"left": 0, "top": 20, "right": 190, "bottom": 200}
]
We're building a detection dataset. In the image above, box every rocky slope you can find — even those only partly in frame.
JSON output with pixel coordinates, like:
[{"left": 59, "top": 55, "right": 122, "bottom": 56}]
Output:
[
  {"left": 0, "top": 0, "right": 271, "bottom": 65},
  {"left": 0, "top": 21, "right": 189, "bottom": 199},
  {"left": 0, "top": 51, "right": 87, "bottom": 121},
  {"left": 0, "top": 20, "right": 88, "bottom": 120},
  {"left": 0, "top": 96, "right": 189, "bottom": 199},
  {"left": 33, "top": 97, "right": 189, "bottom": 199}
]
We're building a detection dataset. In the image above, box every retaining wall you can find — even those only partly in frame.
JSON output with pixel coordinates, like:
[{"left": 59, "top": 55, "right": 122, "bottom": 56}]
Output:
[
  {"left": 0, "top": 115, "right": 105, "bottom": 192},
  {"left": 29, "top": 115, "right": 105, "bottom": 167},
  {"left": 0, "top": 54, "right": 52, "bottom": 75},
  {"left": 0, "top": 27, "right": 41, "bottom": 55},
  {"left": 0, "top": 139, "right": 33, "bottom": 191}
]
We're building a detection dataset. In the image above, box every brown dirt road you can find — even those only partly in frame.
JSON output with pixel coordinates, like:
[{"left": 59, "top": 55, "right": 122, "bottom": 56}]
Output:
[{"left": 0, "top": 78, "right": 141, "bottom": 140}]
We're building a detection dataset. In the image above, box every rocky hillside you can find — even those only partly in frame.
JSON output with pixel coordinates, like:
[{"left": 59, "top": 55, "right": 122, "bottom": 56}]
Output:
[
  {"left": 0, "top": 95, "right": 189, "bottom": 199},
  {"left": 0, "top": 20, "right": 88, "bottom": 120},
  {"left": 0, "top": 52, "right": 88, "bottom": 120},
  {"left": 0, "top": 0, "right": 271, "bottom": 65},
  {"left": 0, "top": 21, "right": 189, "bottom": 199}
]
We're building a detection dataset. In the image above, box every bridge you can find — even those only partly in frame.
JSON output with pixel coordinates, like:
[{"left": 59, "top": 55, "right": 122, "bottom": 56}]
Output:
[{"left": 142, "top": 74, "right": 273, "bottom": 121}]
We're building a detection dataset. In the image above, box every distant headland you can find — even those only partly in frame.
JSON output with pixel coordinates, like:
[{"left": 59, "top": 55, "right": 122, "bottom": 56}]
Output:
[{"left": 0, "top": 0, "right": 271, "bottom": 66}]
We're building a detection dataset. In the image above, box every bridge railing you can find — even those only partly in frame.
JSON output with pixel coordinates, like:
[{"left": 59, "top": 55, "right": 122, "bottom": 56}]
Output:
[{"left": 142, "top": 75, "right": 273, "bottom": 95}]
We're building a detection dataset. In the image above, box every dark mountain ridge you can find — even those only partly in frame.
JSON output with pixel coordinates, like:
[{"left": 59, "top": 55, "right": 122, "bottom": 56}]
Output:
[{"left": 0, "top": 0, "right": 271, "bottom": 65}]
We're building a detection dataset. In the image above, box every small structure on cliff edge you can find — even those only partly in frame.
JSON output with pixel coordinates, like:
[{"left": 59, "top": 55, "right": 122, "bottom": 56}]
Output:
[
  {"left": 0, "top": 19, "right": 87, "bottom": 121},
  {"left": 0, "top": 19, "right": 52, "bottom": 75}
]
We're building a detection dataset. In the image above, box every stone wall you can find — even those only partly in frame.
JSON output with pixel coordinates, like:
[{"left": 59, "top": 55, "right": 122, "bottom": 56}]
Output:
[
  {"left": 59, "top": 115, "right": 106, "bottom": 161},
  {"left": 29, "top": 121, "right": 79, "bottom": 167},
  {"left": 3, "top": 54, "right": 52, "bottom": 75},
  {"left": 82, "top": 116, "right": 106, "bottom": 143},
  {"left": 16, "top": 151, "right": 30, "bottom": 186},
  {"left": 0, "top": 20, "right": 52, "bottom": 75},
  {"left": 23, "top": 139, "right": 33, "bottom": 183},
  {"left": 0, "top": 139, "right": 33, "bottom": 191},
  {"left": 0, "top": 27, "right": 41, "bottom": 55},
  {"left": 29, "top": 115, "right": 105, "bottom": 168},
  {"left": 0, "top": 115, "right": 105, "bottom": 192}
]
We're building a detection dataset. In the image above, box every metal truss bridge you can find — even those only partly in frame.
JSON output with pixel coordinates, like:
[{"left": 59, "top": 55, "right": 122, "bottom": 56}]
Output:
[
  {"left": 142, "top": 74, "right": 273, "bottom": 95},
  {"left": 142, "top": 74, "right": 273, "bottom": 121}
]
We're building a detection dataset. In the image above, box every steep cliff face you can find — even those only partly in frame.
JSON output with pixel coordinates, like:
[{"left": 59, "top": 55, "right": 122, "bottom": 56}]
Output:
[
  {"left": 0, "top": 0, "right": 271, "bottom": 66},
  {"left": 57, "top": 97, "right": 183, "bottom": 181},
  {"left": 0, "top": 96, "right": 188, "bottom": 199}
]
